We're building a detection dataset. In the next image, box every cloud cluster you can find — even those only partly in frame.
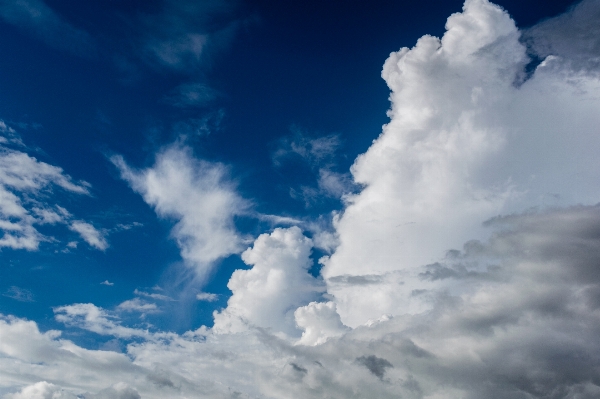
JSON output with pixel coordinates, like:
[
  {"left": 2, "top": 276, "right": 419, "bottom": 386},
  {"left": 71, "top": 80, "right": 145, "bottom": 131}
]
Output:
[
  {"left": 322, "top": 0, "right": 600, "bottom": 327},
  {"left": 4, "top": 0, "right": 600, "bottom": 398},
  {"left": 4, "top": 204, "right": 600, "bottom": 398},
  {"left": 0, "top": 124, "right": 106, "bottom": 251},
  {"left": 112, "top": 144, "right": 249, "bottom": 280}
]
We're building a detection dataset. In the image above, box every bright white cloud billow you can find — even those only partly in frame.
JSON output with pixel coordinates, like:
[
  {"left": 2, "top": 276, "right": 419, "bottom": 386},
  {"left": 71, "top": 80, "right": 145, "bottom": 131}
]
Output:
[
  {"left": 213, "top": 226, "right": 324, "bottom": 336},
  {"left": 2, "top": 205, "right": 599, "bottom": 398},
  {"left": 112, "top": 144, "right": 249, "bottom": 280},
  {"left": 322, "top": 0, "right": 600, "bottom": 327},
  {"left": 4, "top": 0, "right": 600, "bottom": 398}
]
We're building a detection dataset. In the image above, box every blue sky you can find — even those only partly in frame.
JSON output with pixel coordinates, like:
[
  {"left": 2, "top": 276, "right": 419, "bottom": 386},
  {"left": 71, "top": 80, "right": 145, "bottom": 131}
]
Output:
[{"left": 3, "top": 0, "right": 600, "bottom": 398}]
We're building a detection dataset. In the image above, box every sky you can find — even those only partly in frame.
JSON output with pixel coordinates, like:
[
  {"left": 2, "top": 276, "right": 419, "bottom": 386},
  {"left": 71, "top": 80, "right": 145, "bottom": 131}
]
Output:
[{"left": 1, "top": 0, "right": 600, "bottom": 397}]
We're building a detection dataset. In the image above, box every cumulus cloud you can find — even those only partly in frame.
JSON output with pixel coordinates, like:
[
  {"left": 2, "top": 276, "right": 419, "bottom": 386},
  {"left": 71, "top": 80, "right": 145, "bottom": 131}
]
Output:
[
  {"left": 53, "top": 303, "right": 158, "bottom": 339},
  {"left": 116, "top": 298, "right": 159, "bottom": 315},
  {"left": 322, "top": 0, "right": 600, "bottom": 327},
  {"left": 4, "top": 381, "right": 78, "bottom": 399},
  {"left": 3, "top": 205, "right": 600, "bottom": 398},
  {"left": 294, "top": 301, "right": 348, "bottom": 346},
  {"left": 0, "top": 0, "right": 95, "bottom": 57},
  {"left": 213, "top": 226, "right": 324, "bottom": 336},
  {"left": 5, "top": 1, "right": 600, "bottom": 398},
  {"left": 112, "top": 144, "right": 249, "bottom": 280}
]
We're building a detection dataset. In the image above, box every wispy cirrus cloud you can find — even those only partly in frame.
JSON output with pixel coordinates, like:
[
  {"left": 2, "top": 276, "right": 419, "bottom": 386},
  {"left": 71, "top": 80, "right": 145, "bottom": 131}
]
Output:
[
  {"left": 2, "top": 286, "right": 34, "bottom": 302},
  {"left": 274, "top": 128, "right": 356, "bottom": 206},
  {"left": 0, "top": 0, "right": 96, "bottom": 57}
]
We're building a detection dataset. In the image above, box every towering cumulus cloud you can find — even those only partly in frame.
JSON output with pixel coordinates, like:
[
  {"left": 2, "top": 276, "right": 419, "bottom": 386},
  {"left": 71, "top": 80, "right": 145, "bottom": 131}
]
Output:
[
  {"left": 322, "top": 0, "right": 600, "bottom": 327},
  {"left": 3, "top": 0, "right": 600, "bottom": 398}
]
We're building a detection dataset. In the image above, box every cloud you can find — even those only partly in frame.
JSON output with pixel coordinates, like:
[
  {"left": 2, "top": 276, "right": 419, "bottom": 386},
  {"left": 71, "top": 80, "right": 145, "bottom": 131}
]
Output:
[
  {"left": 116, "top": 298, "right": 159, "bottom": 315},
  {"left": 100, "top": 280, "right": 114, "bottom": 286},
  {"left": 4, "top": 202, "right": 600, "bottom": 398},
  {"left": 112, "top": 144, "right": 249, "bottom": 281},
  {"left": 2, "top": 286, "right": 34, "bottom": 302},
  {"left": 356, "top": 355, "right": 393, "bottom": 380},
  {"left": 274, "top": 128, "right": 356, "bottom": 205},
  {"left": 53, "top": 303, "right": 159, "bottom": 339},
  {"left": 134, "top": 0, "right": 240, "bottom": 73},
  {"left": 0, "top": 0, "right": 95, "bottom": 57},
  {"left": 321, "top": 0, "right": 600, "bottom": 327},
  {"left": 4, "top": 381, "right": 78, "bottom": 399},
  {"left": 165, "top": 82, "right": 217, "bottom": 108},
  {"left": 294, "top": 301, "right": 348, "bottom": 346},
  {"left": 134, "top": 289, "right": 174, "bottom": 301},
  {"left": 69, "top": 221, "right": 108, "bottom": 251},
  {"left": 273, "top": 129, "right": 341, "bottom": 168},
  {"left": 196, "top": 292, "right": 218, "bottom": 302},
  {"left": 522, "top": 0, "right": 600, "bottom": 76},
  {"left": 0, "top": 125, "right": 102, "bottom": 251},
  {"left": 213, "top": 226, "right": 324, "bottom": 336},
  {"left": 5, "top": 1, "right": 600, "bottom": 399}
]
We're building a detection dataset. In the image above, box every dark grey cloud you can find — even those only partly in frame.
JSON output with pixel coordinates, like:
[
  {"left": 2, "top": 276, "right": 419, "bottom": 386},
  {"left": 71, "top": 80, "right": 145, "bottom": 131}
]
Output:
[
  {"left": 327, "top": 274, "right": 384, "bottom": 286},
  {"left": 522, "top": 0, "right": 600, "bottom": 75},
  {"left": 147, "top": 370, "right": 176, "bottom": 388},
  {"left": 356, "top": 355, "right": 393, "bottom": 380},
  {"left": 290, "top": 363, "right": 308, "bottom": 375}
]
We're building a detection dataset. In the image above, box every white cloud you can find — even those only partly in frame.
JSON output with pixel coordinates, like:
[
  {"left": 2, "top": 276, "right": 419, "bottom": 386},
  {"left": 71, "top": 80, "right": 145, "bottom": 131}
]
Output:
[
  {"left": 112, "top": 144, "right": 249, "bottom": 281},
  {"left": 136, "top": 0, "right": 239, "bottom": 73},
  {"left": 2, "top": 286, "right": 34, "bottom": 302},
  {"left": 100, "top": 280, "right": 114, "bottom": 286},
  {"left": 196, "top": 292, "right": 218, "bottom": 302},
  {"left": 213, "top": 226, "right": 324, "bottom": 336},
  {"left": 134, "top": 289, "right": 174, "bottom": 301},
  {"left": 274, "top": 129, "right": 355, "bottom": 205},
  {"left": 321, "top": 0, "right": 600, "bottom": 327},
  {"left": 6, "top": 205, "right": 600, "bottom": 397},
  {"left": 4, "top": 381, "right": 78, "bottom": 399},
  {"left": 294, "top": 301, "right": 349, "bottom": 346},
  {"left": 53, "top": 303, "right": 158, "bottom": 339},
  {"left": 116, "top": 298, "right": 159, "bottom": 315},
  {"left": 273, "top": 130, "right": 341, "bottom": 168},
  {"left": 4, "top": 1, "right": 600, "bottom": 399},
  {"left": 0, "top": 128, "right": 102, "bottom": 251},
  {"left": 69, "top": 221, "right": 108, "bottom": 251}
]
